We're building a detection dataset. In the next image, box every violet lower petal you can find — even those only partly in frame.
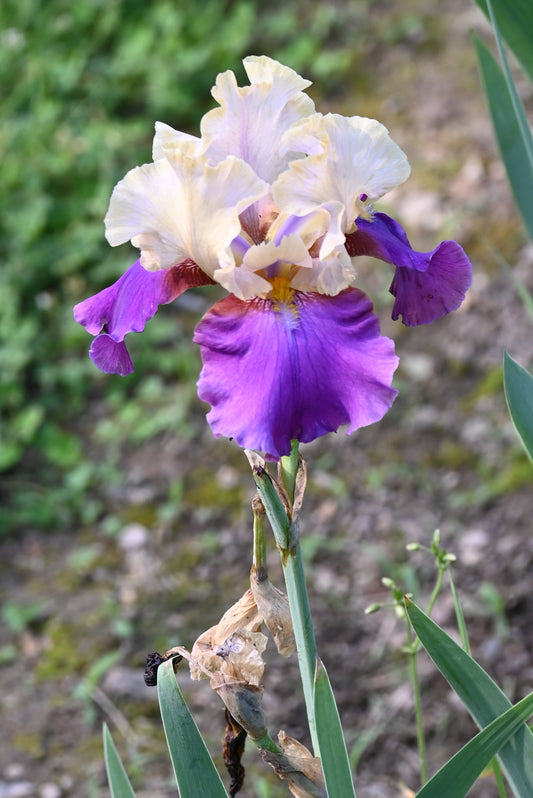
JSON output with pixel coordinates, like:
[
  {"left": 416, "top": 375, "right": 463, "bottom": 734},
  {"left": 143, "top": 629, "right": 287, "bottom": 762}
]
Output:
[
  {"left": 345, "top": 212, "right": 472, "bottom": 326},
  {"left": 194, "top": 288, "right": 399, "bottom": 459},
  {"left": 89, "top": 335, "right": 134, "bottom": 376},
  {"left": 74, "top": 258, "right": 213, "bottom": 374}
]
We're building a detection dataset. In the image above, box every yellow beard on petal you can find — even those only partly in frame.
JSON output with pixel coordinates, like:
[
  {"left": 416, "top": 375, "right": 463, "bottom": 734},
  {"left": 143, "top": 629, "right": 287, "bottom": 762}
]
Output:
[{"left": 269, "top": 274, "right": 300, "bottom": 326}]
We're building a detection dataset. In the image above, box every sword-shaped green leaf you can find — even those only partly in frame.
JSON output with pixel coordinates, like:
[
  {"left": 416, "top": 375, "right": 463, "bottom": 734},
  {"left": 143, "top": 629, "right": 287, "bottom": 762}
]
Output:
[
  {"left": 103, "top": 724, "right": 137, "bottom": 798},
  {"left": 314, "top": 659, "right": 356, "bottom": 798},
  {"left": 504, "top": 351, "right": 533, "bottom": 463},
  {"left": 473, "top": 0, "right": 533, "bottom": 83},
  {"left": 415, "top": 693, "right": 533, "bottom": 798},
  {"left": 157, "top": 659, "right": 228, "bottom": 798},
  {"left": 406, "top": 600, "right": 533, "bottom": 797},
  {"left": 473, "top": 35, "right": 533, "bottom": 240}
]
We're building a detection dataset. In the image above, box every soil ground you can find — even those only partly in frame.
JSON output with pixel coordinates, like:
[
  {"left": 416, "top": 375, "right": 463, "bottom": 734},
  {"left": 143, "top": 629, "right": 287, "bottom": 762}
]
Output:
[{"left": 2, "top": 2, "right": 533, "bottom": 797}]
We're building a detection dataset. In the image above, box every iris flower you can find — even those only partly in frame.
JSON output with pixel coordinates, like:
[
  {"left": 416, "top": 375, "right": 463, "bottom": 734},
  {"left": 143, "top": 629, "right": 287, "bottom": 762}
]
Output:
[{"left": 74, "top": 56, "right": 471, "bottom": 459}]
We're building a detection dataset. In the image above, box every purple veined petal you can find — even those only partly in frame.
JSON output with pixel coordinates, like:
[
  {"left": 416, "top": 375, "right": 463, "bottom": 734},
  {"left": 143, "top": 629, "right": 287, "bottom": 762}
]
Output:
[
  {"left": 345, "top": 212, "right": 472, "bottom": 326},
  {"left": 74, "top": 258, "right": 214, "bottom": 374},
  {"left": 194, "top": 288, "right": 399, "bottom": 459},
  {"left": 89, "top": 335, "right": 134, "bottom": 376}
]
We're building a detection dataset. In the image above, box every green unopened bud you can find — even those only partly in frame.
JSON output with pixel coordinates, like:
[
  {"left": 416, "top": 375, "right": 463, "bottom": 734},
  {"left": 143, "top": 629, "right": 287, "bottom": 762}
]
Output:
[
  {"left": 364, "top": 603, "right": 382, "bottom": 614},
  {"left": 381, "top": 577, "right": 395, "bottom": 589},
  {"left": 406, "top": 542, "right": 420, "bottom": 551}
]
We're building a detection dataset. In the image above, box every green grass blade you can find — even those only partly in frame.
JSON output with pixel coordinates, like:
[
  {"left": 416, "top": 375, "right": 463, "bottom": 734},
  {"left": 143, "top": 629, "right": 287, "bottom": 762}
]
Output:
[
  {"left": 473, "top": 0, "right": 533, "bottom": 83},
  {"left": 313, "top": 659, "right": 356, "bottom": 798},
  {"left": 103, "top": 724, "right": 137, "bottom": 798},
  {"left": 157, "top": 659, "right": 228, "bottom": 798},
  {"left": 406, "top": 600, "right": 533, "bottom": 797},
  {"left": 486, "top": 0, "right": 533, "bottom": 176},
  {"left": 415, "top": 692, "right": 533, "bottom": 798},
  {"left": 504, "top": 351, "right": 533, "bottom": 462},
  {"left": 473, "top": 35, "right": 533, "bottom": 240}
]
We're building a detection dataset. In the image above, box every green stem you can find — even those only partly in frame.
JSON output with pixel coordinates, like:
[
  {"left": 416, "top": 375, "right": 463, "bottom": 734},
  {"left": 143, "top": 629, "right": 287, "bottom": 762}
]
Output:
[
  {"left": 252, "top": 732, "right": 281, "bottom": 754},
  {"left": 425, "top": 565, "right": 444, "bottom": 617},
  {"left": 251, "top": 496, "right": 267, "bottom": 581},
  {"left": 406, "top": 619, "right": 427, "bottom": 786},
  {"left": 279, "top": 441, "right": 320, "bottom": 754},
  {"left": 412, "top": 565, "right": 444, "bottom": 654},
  {"left": 491, "top": 756, "right": 509, "bottom": 798},
  {"left": 282, "top": 541, "right": 320, "bottom": 754},
  {"left": 279, "top": 439, "right": 299, "bottom": 503}
]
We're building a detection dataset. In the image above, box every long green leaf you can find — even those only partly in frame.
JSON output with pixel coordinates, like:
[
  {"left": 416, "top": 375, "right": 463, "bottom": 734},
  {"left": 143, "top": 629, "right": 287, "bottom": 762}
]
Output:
[
  {"left": 504, "top": 351, "right": 533, "bottom": 462},
  {"left": 313, "top": 659, "right": 356, "bottom": 798},
  {"left": 473, "top": 35, "right": 533, "bottom": 240},
  {"left": 473, "top": 0, "right": 533, "bottom": 83},
  {"left": 157, "top": 659, "right": 228, "bottom": 798},
  {"left": 406, "top": 600, "right": 533, "bottom": 797},
  {"left": 415, "top": 692, "right": 533, "bottom": 798},
  {"left": 103, "top": 724, "right": 137, "bottom": 798}
]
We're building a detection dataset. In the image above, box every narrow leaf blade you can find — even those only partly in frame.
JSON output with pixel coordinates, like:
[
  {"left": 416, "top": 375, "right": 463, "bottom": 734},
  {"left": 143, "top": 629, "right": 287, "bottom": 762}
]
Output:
[
  {"left": 103, "top": 724, "right": 137, "bottom": 798},
  {"left": 473, "top": 35, "right": 533, "bottom": 239},
  {"left": 314, "top": 659, "right": 356, "bottom": 798},
  {"left": 415, "top": 692, "right": 533, "bottom": 798},
  {"left": 157, "top": 659, "right": 228, "bottom": 798},
  {"left": 504, "top": 351, "right": 533, "bottom": 462},
  {"left": 406, "top": 600, "right": 533, "bottom": 797},
  {"left": 473, "top": 0, "right": 533, "bottom": 83}
]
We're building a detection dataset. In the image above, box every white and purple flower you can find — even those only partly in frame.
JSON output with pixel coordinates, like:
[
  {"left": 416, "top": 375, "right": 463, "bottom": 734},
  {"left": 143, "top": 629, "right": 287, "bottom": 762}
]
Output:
[{"left": 74, "top": 56, "right": 471, "bottom": 459}]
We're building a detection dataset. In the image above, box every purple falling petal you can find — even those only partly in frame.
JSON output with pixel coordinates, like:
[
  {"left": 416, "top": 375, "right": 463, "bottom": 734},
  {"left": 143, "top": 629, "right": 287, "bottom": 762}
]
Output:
[
  {"left": 194, "top": 288, "right": 399, "bottom": 459},
  {"left": 74, "top": 258, "right": 214, "bottom": 374},
  {"left": 345, "top": 212, "right": 472, "bottom": 326},
  {"left": 89, "top": 335, "right": 134, "bottom": 376}
]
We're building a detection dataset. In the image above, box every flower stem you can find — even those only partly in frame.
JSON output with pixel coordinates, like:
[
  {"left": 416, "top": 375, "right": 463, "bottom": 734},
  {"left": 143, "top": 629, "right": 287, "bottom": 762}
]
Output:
[
  {"left": 279, "top": 439, "right": 300, "bottom": 503},
  {"left": 406, "top": 618, "right": 427, "bottom": 786},
  {"left": 282, "top": 541, "right": 320, "bottom": 754},
  {"left": 251, "top": 445, "right": 320, "bottom": 754},
  {"left": 279, "top": 441, "right": 320, "bottom": 754},
  {"left": 251, "top": 495, "right": 267, "bottom": 581}
]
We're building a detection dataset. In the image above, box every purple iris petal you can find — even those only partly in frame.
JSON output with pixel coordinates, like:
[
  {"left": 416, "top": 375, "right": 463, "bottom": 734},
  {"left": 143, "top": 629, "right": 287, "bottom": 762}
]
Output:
[
  {"left": 89, "top": 335, "right": 134, "bottom": 376},
  {"left": 74, "top": 258, "right": 213, "bottom": 374},
  {"left": 194, "top": 288, "right": 399, "bottom": 459},
  {"left": 345, "top": 212, "right": 472, "bottom": 326}
]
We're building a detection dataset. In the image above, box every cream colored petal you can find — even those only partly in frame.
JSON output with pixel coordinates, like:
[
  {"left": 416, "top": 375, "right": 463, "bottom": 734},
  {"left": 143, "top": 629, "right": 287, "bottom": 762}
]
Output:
[
  {"left": 152, "top": 121, "right": 202, "bottom": 161},
  {"left": 290, "top": 249, "right": 356, "bottom": 295},
  {"left": 279, "top": 112, "right": 329, "bottom": 158},
  {"left": 273, "top": 113, "right": 410, "bottom": 230},
  {"left": 105, "top": 153, "right": 268, "bottom": 276},
  {"left": 213, "top": 264, "right": 272, "bottom": 301},
  {"left": 200, "top": 57, "right": 315, "bottom": 182},
  {"left": 243, "top": 235, "right": 311, "bottom": 272},
  {"left": 214, "top": 234, "right": 313, "bottom": 301},
  {"left": 267, "top": 208, "right": 331, "bottom": 251}
]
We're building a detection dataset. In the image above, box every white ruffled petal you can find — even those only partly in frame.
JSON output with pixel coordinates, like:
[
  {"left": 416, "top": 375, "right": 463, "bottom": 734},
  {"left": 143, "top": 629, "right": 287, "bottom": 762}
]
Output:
[
  {"left": 214, "top": 234, "right": 313, "bottom": 301},
  {"left": 290, "top": 248, "right": 357, "bottom": 295},
  {"left": 213, "top": 265, "right": 272, "bottom": 301},
  {"left": 105, "top": 153, "right": 268, "bottom": 277},
  {"left": 200, "top": 56, "right": 315, "bottom": 182},
  {"left": 273, "top": 113, "right": 410, "bottom": 231},
  {"left": 152, "top": 121, "right": 202, "bottom": 161}
]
